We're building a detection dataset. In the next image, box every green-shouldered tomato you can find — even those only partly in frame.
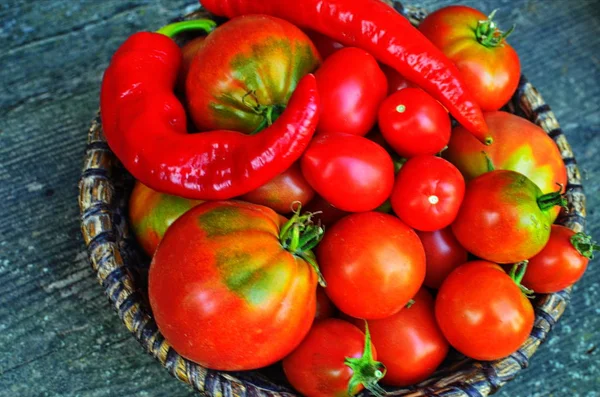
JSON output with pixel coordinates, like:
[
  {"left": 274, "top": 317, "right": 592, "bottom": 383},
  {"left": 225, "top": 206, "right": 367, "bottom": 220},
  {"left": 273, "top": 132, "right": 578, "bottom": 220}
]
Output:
[
  {"left": 186, "top": 15, "right": 321, "bottom": 134},
  {"left": 128, "top": 181, "right": 204, "bottom": 256},
  {"left": 148, "top": 201, "right": 322, "bottom": 370}
]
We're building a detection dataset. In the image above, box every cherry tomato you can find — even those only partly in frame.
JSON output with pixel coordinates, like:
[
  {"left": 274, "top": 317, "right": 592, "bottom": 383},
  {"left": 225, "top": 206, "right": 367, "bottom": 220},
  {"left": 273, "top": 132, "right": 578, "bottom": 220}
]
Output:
[
  {"left": 378, "top": 88, "right": 451, "bottom": 158},
  {"left": 444, "top": 111, "right": 567, "bottom": 221},
  {"left": 391, "top": 156, "right": 465, "bottom": 232},
  {"left": 435, "top": 260, "right": 534, "bottom": 360},
  {"left": 351, "top": 289, "right": 449, "bottom": 386},
  {"left": 315, "top": 286, "right": 336, "bottom": 321},
  {"left": 239, "top": 163, "right": 314, "bottom": 214},
  {"left": 452, "top": 170, "right": 564, "bottom": 263},
  {"left": 303, "top": 194, "right": 349, "bottom": 227},
  {"left": 521, "top": 225, "right": 598, "bottom": 293},
  {"left": 304, "top": 29, "right": 344, "bottom": 59},
  {"left": 417, "top": 227, "right": 468, "bottom": 289},
  {"left": 283, "top": 319, "right": 385, "bottom": 397},
  {"left": 379, "top": 64, "right": 416, "bottom": 95},
  {"left": 149, "top": 201, "right": 320, "bottom": 370},
  {"left": 317, "top": 212, "right": 426, "bottom": 319},
  {"left": 419, "top": 6, "right": 520, "bottom": 111},
  {"left": 301, "top": 133, "right": 395, "bottom": 212},
  {"left": 315, "top": 47, "right": 388, "bottom": 136},
  {"left": 128, "top": 181, "right": 203, "bottom": 256}
]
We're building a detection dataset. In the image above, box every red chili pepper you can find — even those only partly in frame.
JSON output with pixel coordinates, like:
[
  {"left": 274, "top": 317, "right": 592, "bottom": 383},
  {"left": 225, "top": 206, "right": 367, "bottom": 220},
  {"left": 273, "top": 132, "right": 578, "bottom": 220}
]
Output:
[
  {"left": 100, "top": 20, "right": 320, "bottom": 200},
  {"left": 199, "top": 0, "right": 491, "bottom": 144}
]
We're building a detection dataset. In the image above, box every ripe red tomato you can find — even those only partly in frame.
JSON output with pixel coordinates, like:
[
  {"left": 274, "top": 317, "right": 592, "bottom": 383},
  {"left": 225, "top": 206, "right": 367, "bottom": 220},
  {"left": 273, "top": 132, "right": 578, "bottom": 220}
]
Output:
[
  {"left": 239, "top": 163, "right": 314, "bottom": 214},
  {"left": 452, "top": 170, "right": 563, "bottom": 263},
  {"left": 128, "top": 181, "right": 204, "bottom": 256},
  {"left": 378, "top": 88, "right": 451, "bottom": 158},
  {"left": 419, "top": 6, "right": 520, "bottom": 111},
  {"left": 303, "top": 194, "right": 349, "bottom": 227},
  {"left": 522, "top": 225, "right": 597, "bottom": 293},
  {"left": 417, "top": 227, "right": 468, "bottom": 289},
  {"left": 186, "top": 15, "right": 321, "bottom": 133},
  {"left": 301, "top": 133, "right": 395, "bottom": 212},
  {"left": 436, "top": 261, "right": 534, "bottom": 360},
  {"left": 391, "top": 156, "right": 465, "bottom": 231},
  {"left": 351, "top": 289, "right": 449, "bottom": 386},
  {"left": 444, "top": 111, "right": 567, "bottom": 221},
  {"left": 304, "top": 29, "right": 343, "bottom": 59},
  {"left": 149, "top": 201, "right": 319, "bottom": 370},
  {"left": 283, "top": 319, "right": 385, "bottom": 397},
  {"left": 317, "top": 212, "right": 426, "bottom": 319},
  {"left": 315, "top": 47, "right": 388, "bottom": 136},
  {"left": 379, "top": 64, "right": 416, "bottom": 95},
  {"left": 315, "top": 286, "right": 336, "bottom": 321}
]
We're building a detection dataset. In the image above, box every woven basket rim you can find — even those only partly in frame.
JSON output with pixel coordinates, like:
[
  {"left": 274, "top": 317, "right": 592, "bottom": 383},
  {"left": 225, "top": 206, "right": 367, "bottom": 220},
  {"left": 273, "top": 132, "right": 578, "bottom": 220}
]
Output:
[{"left": 78, "top": 3, "right": 587, "bottom": 396}]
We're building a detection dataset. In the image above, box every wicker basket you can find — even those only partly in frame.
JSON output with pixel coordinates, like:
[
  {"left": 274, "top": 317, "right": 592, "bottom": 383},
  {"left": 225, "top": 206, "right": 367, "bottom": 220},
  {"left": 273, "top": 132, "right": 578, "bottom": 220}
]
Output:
[{"left": 78, "top": 3, "right": 587, "bottom": 396}]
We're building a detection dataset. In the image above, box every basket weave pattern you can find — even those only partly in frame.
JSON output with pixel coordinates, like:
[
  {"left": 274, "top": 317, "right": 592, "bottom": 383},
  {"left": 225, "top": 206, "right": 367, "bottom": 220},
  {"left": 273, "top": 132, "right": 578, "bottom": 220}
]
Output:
[{"left": 78, "top": 4, "right": 586, "bottom": 396}]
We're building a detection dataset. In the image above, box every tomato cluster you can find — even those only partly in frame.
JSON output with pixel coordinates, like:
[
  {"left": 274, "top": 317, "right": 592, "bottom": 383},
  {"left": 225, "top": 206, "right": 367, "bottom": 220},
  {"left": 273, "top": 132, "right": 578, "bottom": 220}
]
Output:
[{"left": 124, "top": 5, "right": 596, "bottom": 397}]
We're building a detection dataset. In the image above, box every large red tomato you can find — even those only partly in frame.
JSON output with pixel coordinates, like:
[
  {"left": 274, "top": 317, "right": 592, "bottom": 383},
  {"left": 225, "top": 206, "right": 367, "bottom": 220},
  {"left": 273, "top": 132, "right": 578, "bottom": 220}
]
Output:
[
  {"left": 452, "top": 170, "right": 563, "bottom": 263},
  {"left": 317, "top": 212, "right": 426, "bottom": 319},
  {"left": 391, "top": 156, "right": 465, "bottom": 231},
  {"left": 522, "top": 225, "right": 597, "bottom": 293},
  {"left": 419, "top": 6, "right": 520, "bottom": 111},
  {"left": 445, "top": 111, "right": 567, "bottom": 221},
  {"left": 301, "top": 133, "right": 395, "bottom": 212},
  {"left": 315, "top": 47, "right": 388, "bottom": 136},
  {"left": 186, "top": 15, "right": 321, "bottom": 133},
  {"left": 148, "top": 201, "right": 319, "bottom": 370},
  {"left": 128, "top": 181, "right": 203, "bottom": 256},
  {"left": 239, "top": 163, "right": 314, "bottom": 214},
  {"left": 283, "top": 319, "right": 385, "bottom": 397},
  {"left": 417, "top": 227, "right": 468, "bottom": 289},
  {"left": 435, "top": 261, "right": 534, "bottom": 360},
  {"left": 352, "top": 289, "right": 449, "bottom": 386}
]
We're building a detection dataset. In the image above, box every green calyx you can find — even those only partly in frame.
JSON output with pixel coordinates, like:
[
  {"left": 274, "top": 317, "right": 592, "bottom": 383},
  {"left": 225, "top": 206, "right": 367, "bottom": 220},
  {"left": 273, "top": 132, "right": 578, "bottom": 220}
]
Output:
[
  {"left": 537, "top": 185, "right": 568, "bottom": 212},
  {"left": 475, "top": 9, "right": 515, "bottom": 48},
  {"left": 242, "top": 90, "right": 285, "bottom": 134},
  {"left": 571, "top": 232, "right": 600, "bottom": 259},
  {"left": 509, "top": 261, "right": 534, "bottom": 297},
  {"left": 344, "top": 322, "right": 387, "bottom": 397},
  {"left": 279, "top": 204, "right": 326, "bottom": 287},
  {"left": 156, "top": 19, "right": 217, "bottom": 38},
  {"left": 481, "top": 151, "right": 495, "bottom": 172}
]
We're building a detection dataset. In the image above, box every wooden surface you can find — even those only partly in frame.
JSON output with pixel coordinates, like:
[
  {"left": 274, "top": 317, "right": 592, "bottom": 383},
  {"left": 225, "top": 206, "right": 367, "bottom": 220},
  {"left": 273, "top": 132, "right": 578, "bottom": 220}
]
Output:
[{"left": 0, "top": 0, "right": 598, "bottom": 396}]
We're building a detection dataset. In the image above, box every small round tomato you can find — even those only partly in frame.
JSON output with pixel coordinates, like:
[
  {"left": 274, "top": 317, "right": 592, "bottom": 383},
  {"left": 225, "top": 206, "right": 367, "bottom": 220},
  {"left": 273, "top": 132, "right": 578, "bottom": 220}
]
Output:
[
  {"left": 419, "top": 6, "right": 520, "bottom": 111},
  {"left": 239, "top": 163, "right": 314, "bottom": 214},
  {"left": 417, "top": 227, "right": 468, "bottom": 289},
  {"left": 315, "top": 47, "right": 388, "bottom": 136},
  {"left": 378, "top": 88, "right": 451, "bottom": 158},
  {"left": 379, "top": 64, "right": 416, "bottom": 95},
  {"left": 317, "top": 212, "right": 426, "bottom": 319},
  {"left": 304, "top": 29, "right": 344, "bottom": 59},
  {"left": 283, "top": 319, "right": 385, "bottom": 397},
  {"left": 351, "top": 289, "right": 449, "bottom": 386},
  {"left": 128, "top": 181, "right": 204, "bottom": 256},
  {"left": 436, "top": 261, "right": 534, "bottom": 360},
  {"left": 301, "top": 133, "right": 395, "bottom": 212},
  {"left": 452, "top": 170, "right": 564, "bottom": 263},
  {"left": 444, "top": 111, "right": 568, "bottom": 221},
  {"left": 149, "top": 201, "right": 320, "bottom": 370},
  {"left": 391, "top": 156, "right": 465, "bottom": 231},
  {"left": 315, "top": 287, "right": 336, "bottom": 321},
  {"left": 522, "top": 225, "right": 598, "bottom": 293}
]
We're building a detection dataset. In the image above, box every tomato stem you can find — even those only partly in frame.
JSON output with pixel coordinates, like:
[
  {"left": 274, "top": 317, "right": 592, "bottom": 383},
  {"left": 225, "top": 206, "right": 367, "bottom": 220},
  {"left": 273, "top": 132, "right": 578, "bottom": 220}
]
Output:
[
  {"left": 243, "top": 90, "right": 286, "bottom": 134},
  {"left": 537, "top": 186, "right": 567, "bottom": 211},
  {"left": 509, "top": 261, "right": 535, "bottom": 297},
  {"left": 570, "top": 232, "right": 600, "bottom": 259},
  {"left": 406, "top": 299, "right": 415, "bottom": 308},
  {"left": 156, "top": 19, "right": 217, "bottom": 38},
  {"left": 280, "top": 204, "right": 327, "bottom": 286},
  {"left": 481, "top": 151, "right": 495, "bottom": 172},
  {"left": 344, "top": 321, "right": 387, "bottom": 397},
  {"left": 475, "top": 9, "right": 515, "bottom": 48}
]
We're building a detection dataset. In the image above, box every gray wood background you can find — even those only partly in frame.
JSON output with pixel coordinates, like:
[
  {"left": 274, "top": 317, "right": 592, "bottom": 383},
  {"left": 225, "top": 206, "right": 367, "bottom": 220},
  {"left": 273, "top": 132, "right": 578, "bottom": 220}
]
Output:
[{"left": 0, "top": 0, "right": 598, "bottom": 396}]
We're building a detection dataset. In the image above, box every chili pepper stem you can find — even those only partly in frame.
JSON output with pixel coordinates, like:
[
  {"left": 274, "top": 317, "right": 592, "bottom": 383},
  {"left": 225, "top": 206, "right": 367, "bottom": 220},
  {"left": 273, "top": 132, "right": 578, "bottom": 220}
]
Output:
[
  {"left": 280, "top": 204, "right": 327, "bottom": 286},
  {"left": 571, "top": 232, "right": 600, "bottom": 259},
  {"left": 156, "top": 19, "right": 217, "bottom": 38},
  {"left": 344, "top": 321, "right": 387, "bottom": 397}
]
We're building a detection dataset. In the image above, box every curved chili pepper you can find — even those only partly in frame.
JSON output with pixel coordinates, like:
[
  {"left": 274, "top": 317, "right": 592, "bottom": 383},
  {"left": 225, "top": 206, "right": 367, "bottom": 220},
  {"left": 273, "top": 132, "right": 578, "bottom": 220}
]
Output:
[
  {"left": 200, "top": 0, "right": 491, "bottom": 144},
  {"left": 100, "top": 21, "right": 320, "bottom": 200}
]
